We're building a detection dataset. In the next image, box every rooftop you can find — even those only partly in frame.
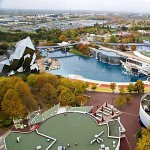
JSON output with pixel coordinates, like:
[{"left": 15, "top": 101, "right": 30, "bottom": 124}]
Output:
[
  {"left": 98, "top": 49, "right": 121, "bottom": 58},
  {"left": 5, "top": 110, "right": 121, "bottom": 150},
  {"left": 5, "top": 131, "right": 54, "bottom": 150}
]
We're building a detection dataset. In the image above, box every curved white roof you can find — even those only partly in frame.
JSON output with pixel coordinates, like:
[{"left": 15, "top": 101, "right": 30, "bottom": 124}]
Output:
[{"left": 16, "top": 36, "right": 35, "bottom": 50}]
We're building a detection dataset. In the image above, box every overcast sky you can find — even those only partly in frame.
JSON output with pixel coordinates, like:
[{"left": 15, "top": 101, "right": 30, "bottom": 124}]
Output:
[{"left": 0, "top": 0, "right": 150, "bottom": 13}]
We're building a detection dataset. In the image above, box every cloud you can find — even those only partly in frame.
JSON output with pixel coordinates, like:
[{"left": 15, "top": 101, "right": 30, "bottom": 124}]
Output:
[{"left": 0, "top": 0, "right": 150, "bottom": 13}]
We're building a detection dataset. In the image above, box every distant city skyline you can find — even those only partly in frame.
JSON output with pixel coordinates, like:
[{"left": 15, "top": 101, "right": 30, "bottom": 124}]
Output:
[{"left": 0, "top": 0, "right": 150, "bottom": 13}]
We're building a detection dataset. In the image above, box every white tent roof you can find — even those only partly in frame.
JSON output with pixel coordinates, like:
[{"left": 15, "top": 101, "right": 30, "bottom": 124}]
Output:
[
  {"left": 0, "top": 64, "right": 4, "bottom": 72},
  {"left": 24, "top": 54, "right": 31, "bottom": 60},
  {"left": 16, "top": 36, "right": 35, "bottom": 50},
  {"left": 10, "top": 37, "right": 35, "bottom": 61},
  {"left": 30, "top": 53, "right": 36, "bottom": 66},
  {"left": 7, "top": 70, "right": 16, "bottom": 76},
  {"left": 58, "top": 41, "right": 69, "bottom": 46},
  {"left": 0, "top": 59, "right": 10, "bottom": 66},
  {"left": 17, "top": 67, "right": 23, "bottom": 73},
  {"left": 30, "top": 63, "right": 39, "bottom": 70}
]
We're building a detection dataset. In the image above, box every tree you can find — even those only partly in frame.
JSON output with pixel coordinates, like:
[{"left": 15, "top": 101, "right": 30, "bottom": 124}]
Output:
[
  {"left": 34, "top": 38, "right": 39, "bottom": 46},
  {"left": 75, "top": 36, "right": 80, "bottom": 42},
  {"left": 75, "top": 96, "right": 87, "bottom": 106},
  {"left": 78, "top": 44, "right": 90, "bottom": 56},
  {"left": 27, "top": 74, "right": 37, "bottom": 87},
  {"left": 109, "top": 35, "right": 118, "bottom": 43},
  {"left": 15, "top": 81, "right": 31, "bottom": 97},
  {"left": 115, "top": 95, "right": 126, "bottom": 108},
  {"left": 59, "top": 35, "right": 67, "bottom": 42},
  {"left": 1, "top": 89, "right": 24, "bottom": 118},
  {"left": 136, "top": 126, "right": 150, "bottom": 150},
  {"left": 119, "top": 44, "right": 126, "bottom": 51},
  {"left": 127, "top": 83, "right": 135, "bottom": 93},
  {"left": 110, "top": 82, "right": 117, "bottom": 93},
  {"left": 57, "top": 85, "right": 68, "bottom": 95},
  {"left": 58, "top": 88, "right": 75, "bottom": 106},
  {"left": 134, "top": 80, "right": 144, "bottom": 93},
  {"left": 91, "top": 83, "right": 97, "bottom": 90},
  {"left": 131, "top": 45, "right": 136, "bottom": 51},
  {"left": 60, "top": 78, "right": 74, "bottom": 91},
  {"left": 73, "top": 80, "right": 86, "bottom": 95},
  {"left": 0, "top": 43, "right": 9, "bottom": 50},
  {"left": 125, "top": 94, "right": 133, "bottom": 103},
  {"left": 119, "top": 87, "right": 125, "bottom": 95},
  {"left": 35, "top": 74, "right": 47, "bottom": 90},
  {"left": 15, "top": 81, "right": 37, "bottom": 111},
  {"left": 40, "top": 83, "right": 57, "bottom": 102},
  {"left": 0, "top": 76, "right": 22, "bottom": 99}
]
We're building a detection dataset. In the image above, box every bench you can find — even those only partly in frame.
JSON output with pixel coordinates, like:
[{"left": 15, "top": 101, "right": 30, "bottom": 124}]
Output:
[
  {"left": 103, "top": 112, "right": 109, "bottom": 116},
  {"left": 97, "top": 110, "right": 102, "bottom": 113},
  {"left": 103, "top": 109, "right": 110, "bottom": 113},
  {"left": 96, "top": 113, "right": 102, "bottom": 118},
  {"left": 104, "top": 107, "right": 111, "bottom": 111}
]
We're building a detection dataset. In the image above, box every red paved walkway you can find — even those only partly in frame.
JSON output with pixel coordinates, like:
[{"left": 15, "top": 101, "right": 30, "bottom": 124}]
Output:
[{"left": 85, "top": 91, "right": 143, "bottom": 150}]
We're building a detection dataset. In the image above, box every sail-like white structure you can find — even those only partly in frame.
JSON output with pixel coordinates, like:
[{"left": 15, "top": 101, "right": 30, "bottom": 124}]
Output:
[{"left": 0, "top": 37, "right": 39, "bottom": 76}]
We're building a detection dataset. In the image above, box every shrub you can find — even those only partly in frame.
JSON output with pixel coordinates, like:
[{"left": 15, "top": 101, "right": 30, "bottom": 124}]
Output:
[{"left": 3, "top": 119, "right": 13, "bottom": 126}]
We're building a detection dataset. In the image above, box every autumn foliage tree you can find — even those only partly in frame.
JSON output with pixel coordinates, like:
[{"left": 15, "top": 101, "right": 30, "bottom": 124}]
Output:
[
  {"left": 115, "top": 95, "right": 126, "bottom": 108},
  {"left": 119, "top": 44, "right": 126, "bottom": 51},
  {"left": 0, "top": 76, "right": 22, "bottom": 99},
  {"left": 73, "top": 80, "right": 87, "bottom": 95},
  {"left": 1, "top": 89, "right": 24, "bottom": 118},
  {"left": 127, "top": 83, "right": 135, "bottom": 93},
  {"left": 119, "top": 87, "right": 125, "bottom": 95},
  {"left": 110, "top": 82, "right": 117, "bottom": 93},
  {"left": 91, "top": 83, "right": 97, "bottom": 90},
  {"left": 75, "top": 96, "right": 87, "bottom": 106},
  {"left": 109, "top": 35, "right": 118, "bottom": 43},
  {"left": 59, "top": 35, "right": 67, "bottom": 42},
  {"left": 35, "top": 73, "right": 59, "bottom": 90},
  {"left": 60, "top": 78, "right": 74, "bottom": 91},
  {"left": 40, "top": 83, "right": 57, "bottom": 103},
  {"left": 58, "top": 88, "right": 75, "bottom": 106},
  {"left": 27, "top": 74, "right": 37, "bottom": 87},
  {"left": 15, "top": 80, "right": 37, "bottom": 111},
  {"left": 131, "top": 45, "right": 136, "bottom": 51},
  {"left": 134, "top": 80, "right": 144, "bottom": 93},
  {"left": 136, "top": 126, "right": 150, "bottom": 150},
  {"left": 125, "top": 94, "right": 133, "bottom": 103},
  {"left": 78, "top": 44, "right": 90, "bottom": 56}
]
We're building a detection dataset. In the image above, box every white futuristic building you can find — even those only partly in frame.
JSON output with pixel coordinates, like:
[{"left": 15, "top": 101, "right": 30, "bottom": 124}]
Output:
[
  {"left": 0, "top": 37, "right": 39, "bottom": 76},
  {"left": 139, "top": 93, "right": 150, "bottom": 127}
]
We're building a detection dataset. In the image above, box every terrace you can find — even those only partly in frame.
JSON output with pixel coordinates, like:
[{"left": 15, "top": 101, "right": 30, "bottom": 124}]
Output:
[
  {"left": 96, "top": 102, "right": 121, "bottom": 124},
  {"left": 5, "top": 131, "right": 55, "bottom": 150},
  {"left": 5, "top": 110, "right": 122, "bottom": 150},
  {"left": 38, "top": 112, "right": 120, "bottom": 150}
]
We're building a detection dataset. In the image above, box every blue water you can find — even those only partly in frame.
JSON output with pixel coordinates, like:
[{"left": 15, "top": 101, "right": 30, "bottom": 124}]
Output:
[{"left": 42, "top": 50, "right": 148, "bottom": 82}]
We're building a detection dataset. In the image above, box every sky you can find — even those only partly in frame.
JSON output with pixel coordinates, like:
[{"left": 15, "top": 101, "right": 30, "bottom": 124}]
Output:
[{"left": 0, "top": 0, "right": 150, "bottom": 13}]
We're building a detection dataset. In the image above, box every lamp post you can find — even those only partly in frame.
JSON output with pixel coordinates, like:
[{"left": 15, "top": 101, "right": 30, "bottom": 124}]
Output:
[{"left": 112, "top": 98, "right": 115, "bottom": 106}]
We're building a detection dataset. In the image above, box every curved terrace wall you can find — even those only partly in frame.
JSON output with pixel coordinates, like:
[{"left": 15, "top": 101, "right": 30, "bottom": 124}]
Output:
[{"left": 139, "top": 93, "right": 150, "bottom": 127}]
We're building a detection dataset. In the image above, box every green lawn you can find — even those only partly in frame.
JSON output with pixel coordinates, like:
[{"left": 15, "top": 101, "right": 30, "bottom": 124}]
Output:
[
  {"left": 69, "top": 49, "right": 88, "bottom": 57},
  {"left": 96, "top": 87, "right": 112, "bottom": 93},
  {"left": 140, "top": 35, "right": 150, "bottom": 41}
]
